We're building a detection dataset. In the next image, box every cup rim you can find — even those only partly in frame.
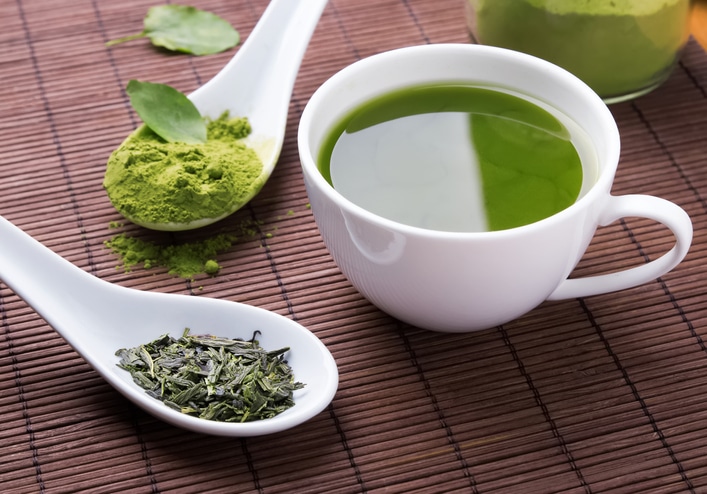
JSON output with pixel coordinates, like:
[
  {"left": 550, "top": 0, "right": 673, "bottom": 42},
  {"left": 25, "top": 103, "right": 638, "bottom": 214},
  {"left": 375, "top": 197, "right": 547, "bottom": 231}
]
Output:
[{"left": 298, "top": 43, "right": 621, "bottom": 238}]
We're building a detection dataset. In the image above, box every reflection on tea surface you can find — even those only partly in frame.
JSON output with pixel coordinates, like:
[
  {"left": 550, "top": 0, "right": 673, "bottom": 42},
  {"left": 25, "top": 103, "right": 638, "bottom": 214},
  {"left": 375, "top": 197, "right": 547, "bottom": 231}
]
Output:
[{"left": 318, "top": 84, "right": 597, "bottom": 232}]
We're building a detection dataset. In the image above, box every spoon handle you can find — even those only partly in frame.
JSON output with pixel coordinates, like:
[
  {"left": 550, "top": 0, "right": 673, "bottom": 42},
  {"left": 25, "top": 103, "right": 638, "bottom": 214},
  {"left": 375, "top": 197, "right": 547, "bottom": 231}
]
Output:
[
  {"left": 189, "top": 0, "right": 329, "bottom": 130},
  {"left": 0, "top": 215, "right": 111, "bottom": 337}
]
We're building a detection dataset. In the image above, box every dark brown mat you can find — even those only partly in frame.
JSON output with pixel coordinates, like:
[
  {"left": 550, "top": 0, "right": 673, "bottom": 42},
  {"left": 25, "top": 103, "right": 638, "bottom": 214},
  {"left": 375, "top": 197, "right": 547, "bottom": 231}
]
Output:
[{"left": 2, "top": 0, "right": 707, "bottom": 492}]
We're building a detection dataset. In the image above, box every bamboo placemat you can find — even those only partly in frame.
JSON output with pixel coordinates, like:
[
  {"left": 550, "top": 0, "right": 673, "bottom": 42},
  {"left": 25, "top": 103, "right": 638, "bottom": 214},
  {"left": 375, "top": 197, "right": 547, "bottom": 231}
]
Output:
[{"left": 2, "top": 0, "right": 707, "bottom": 492}]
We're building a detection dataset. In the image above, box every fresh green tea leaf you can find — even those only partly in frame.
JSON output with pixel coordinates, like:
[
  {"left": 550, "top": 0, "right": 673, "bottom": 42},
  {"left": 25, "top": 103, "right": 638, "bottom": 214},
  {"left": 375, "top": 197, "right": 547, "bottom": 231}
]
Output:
[
  {"left": 106, "top": 4, "right": 240, "bottom": 55},
  {"left": 144, "top": 5, "right": 240, "bottom": 55},
  {"left": 126, "top": 80, "right": 207, "bottom": 144}
]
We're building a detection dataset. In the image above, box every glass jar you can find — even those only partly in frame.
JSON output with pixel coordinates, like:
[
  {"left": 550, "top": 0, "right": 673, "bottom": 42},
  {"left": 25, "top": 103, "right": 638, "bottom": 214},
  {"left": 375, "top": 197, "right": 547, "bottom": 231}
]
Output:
[
  {"left": 692, "top": 0, "right": 707, "bottom": 51},
  {"left": 465, "top": 0, "right": 693, "bottom": 104}
]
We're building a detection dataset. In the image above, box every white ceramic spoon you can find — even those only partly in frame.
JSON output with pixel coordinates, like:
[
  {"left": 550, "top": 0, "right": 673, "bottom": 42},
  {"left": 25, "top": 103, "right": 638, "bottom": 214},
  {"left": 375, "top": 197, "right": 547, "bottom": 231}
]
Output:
[
  {"left": 117, "top": 0, "right": 330, "bottom": 231},
  {"left": 0, "top": 215, "right": 338, "bottom": 436}
]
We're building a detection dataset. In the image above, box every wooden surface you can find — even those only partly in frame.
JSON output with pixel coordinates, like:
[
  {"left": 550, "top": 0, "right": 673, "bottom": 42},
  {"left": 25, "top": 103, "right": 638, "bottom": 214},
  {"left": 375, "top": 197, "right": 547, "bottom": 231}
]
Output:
[{"left": 2, "top": 0, "right": 707, "bottom": 492}]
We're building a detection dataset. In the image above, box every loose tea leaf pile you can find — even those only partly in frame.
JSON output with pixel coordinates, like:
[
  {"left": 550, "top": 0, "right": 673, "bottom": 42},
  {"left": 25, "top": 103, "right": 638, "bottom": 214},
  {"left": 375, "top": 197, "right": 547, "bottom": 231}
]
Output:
[{"left": 116, "top": 329, "right": 304, "bottom": 422}]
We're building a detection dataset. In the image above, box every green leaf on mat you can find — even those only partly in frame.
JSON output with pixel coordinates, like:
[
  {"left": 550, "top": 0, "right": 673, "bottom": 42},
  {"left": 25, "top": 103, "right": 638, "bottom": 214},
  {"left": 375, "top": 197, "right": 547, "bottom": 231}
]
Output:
[
  {"left": 126, "top": 80, "right": 207, "bottom": 144},
  {"left": 106, "top": 4, "right": 240, "bottom": 55}
]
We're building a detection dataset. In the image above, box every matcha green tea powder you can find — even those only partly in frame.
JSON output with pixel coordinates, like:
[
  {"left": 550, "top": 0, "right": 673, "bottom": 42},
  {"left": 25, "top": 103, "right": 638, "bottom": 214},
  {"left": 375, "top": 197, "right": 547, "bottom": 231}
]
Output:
[
  {"left": 105, "top": 232, "right": 235, "bottom": 279},
  {"left": 104, "top": 113, "right": 264, "bottom": 228}
]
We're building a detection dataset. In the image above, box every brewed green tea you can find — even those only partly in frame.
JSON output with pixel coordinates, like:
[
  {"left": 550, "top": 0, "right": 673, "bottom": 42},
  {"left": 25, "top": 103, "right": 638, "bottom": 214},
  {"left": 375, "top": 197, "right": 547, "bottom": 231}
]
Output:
[{"left": 318, "top": 84, "right": 597, "bottom": 232}]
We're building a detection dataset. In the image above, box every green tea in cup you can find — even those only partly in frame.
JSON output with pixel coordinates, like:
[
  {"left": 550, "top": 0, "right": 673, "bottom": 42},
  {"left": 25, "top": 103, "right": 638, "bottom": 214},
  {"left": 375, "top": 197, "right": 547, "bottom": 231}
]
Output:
[
  {"left": 299, "top": 44, "right": 692, "bottom": 332},
  {"left": 318, "top": 84, "right": 597, "bottom": 232}
]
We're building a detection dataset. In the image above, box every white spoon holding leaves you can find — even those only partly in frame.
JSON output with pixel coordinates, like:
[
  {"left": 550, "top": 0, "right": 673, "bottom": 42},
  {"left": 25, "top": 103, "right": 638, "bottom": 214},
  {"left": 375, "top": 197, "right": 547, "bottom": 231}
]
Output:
[
  {"left": 110, "top": 0, "right": 329, "bottom": 231},
  {"left": 0, "top": 214, "right": 338, "bottom": 436}
]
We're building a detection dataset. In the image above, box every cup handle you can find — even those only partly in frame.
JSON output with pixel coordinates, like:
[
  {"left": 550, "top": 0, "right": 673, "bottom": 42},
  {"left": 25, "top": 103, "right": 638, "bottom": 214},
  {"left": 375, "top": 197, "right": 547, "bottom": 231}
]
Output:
[{"left": 547, "top": 194, "right": 693, "bottom": 301}]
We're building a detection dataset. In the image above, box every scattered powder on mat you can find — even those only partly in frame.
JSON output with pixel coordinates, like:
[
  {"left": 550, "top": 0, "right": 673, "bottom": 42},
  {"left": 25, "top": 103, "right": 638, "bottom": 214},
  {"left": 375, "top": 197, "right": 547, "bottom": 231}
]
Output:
[
  {"left": 104, "top": 218, "right": 271, "bottom": 279},
  {"left": 103, "top": 112, "right": 265, "bottom": 227},
  {"left": 105, "top": 232, "right": 236, "bottom": 279}
]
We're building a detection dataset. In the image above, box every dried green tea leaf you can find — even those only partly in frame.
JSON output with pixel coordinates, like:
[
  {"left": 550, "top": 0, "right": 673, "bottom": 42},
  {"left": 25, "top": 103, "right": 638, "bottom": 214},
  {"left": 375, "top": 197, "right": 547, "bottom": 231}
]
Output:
[
  {"left": 115, "top": 329, "right": 305, "bottom": 422},
  {"left": 106, "top": 4, "right": 240, "bottom": 55},
  {"left": 126, "top": 80, "right": 207, "bottom": 144}
]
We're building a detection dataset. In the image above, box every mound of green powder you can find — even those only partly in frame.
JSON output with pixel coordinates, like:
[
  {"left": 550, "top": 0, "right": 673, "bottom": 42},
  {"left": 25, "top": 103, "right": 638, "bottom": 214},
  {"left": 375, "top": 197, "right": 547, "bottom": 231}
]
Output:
[
  {"left": 105, "top": 233, "right": 235, "bottom": 279},
  {"left": 103, "top": 113, "right": 264, "bottom": 228}
]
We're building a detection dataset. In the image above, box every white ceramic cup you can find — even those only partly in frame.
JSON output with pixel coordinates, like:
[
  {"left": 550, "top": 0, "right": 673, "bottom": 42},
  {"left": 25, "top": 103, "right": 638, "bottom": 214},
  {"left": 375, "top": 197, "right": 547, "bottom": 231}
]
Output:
[{"left": 297, "top": 44, "right": 693, "bottom": 332}]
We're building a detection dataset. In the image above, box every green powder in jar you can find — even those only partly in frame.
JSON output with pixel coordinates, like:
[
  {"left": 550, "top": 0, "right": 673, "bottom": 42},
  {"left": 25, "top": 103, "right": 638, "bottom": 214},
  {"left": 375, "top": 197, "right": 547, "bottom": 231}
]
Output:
[
  {"left": 469, "top": 0, "right": 691, "bottom": 99},
  {"left": 103, "top": 112, "right": 264, "bottom": 228}
]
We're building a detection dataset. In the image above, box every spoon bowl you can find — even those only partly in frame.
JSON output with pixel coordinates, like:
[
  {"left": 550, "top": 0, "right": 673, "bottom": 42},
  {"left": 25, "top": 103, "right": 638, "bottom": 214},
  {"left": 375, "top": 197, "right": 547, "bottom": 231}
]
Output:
[
  {"left": 0, "top": 215, "right": 338, "bottom": 436},
  {"left": 113, "top": 0, "right": 329, "bottom": 231}
]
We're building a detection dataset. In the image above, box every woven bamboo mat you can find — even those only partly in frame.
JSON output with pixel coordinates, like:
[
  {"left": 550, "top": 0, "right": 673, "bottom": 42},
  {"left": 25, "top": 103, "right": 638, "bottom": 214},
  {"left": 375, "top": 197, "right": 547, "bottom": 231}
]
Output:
[{"left": 2, "top": 0, "right": 707, "bottom": 492}]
